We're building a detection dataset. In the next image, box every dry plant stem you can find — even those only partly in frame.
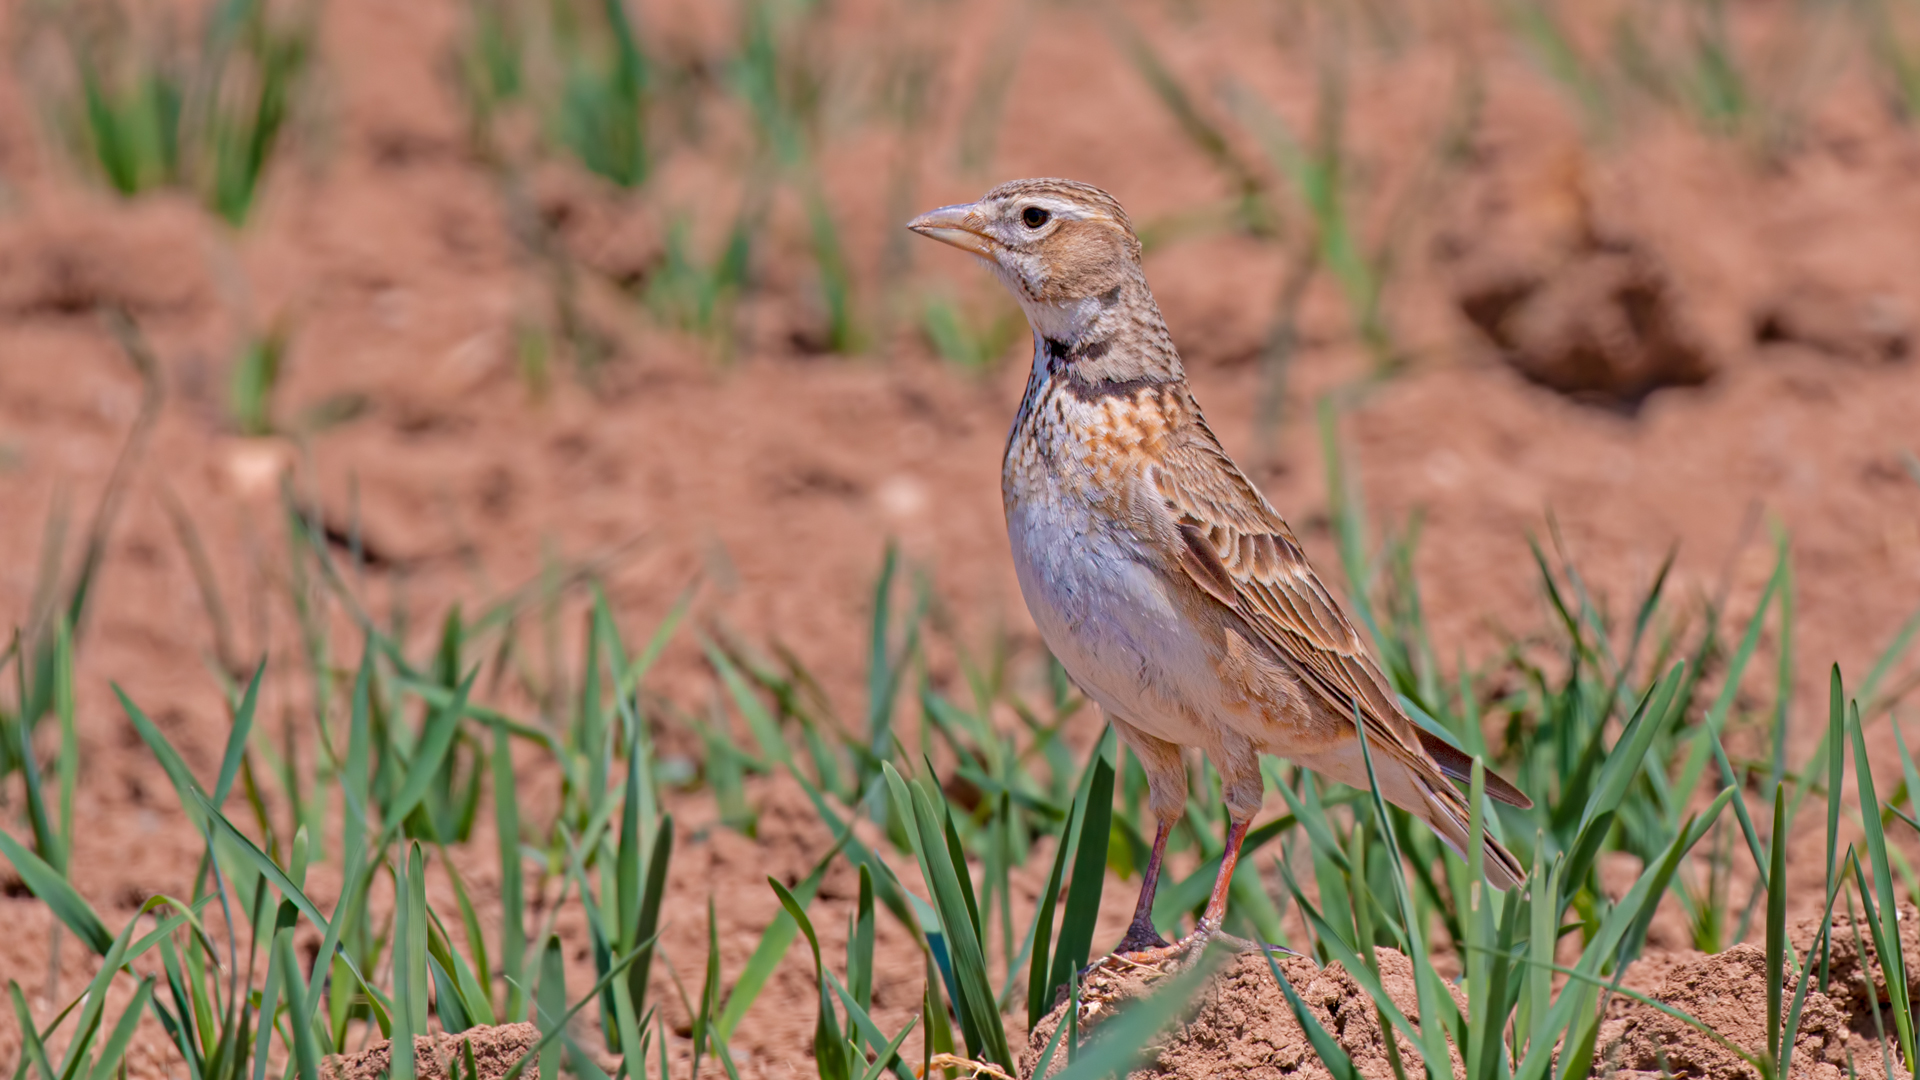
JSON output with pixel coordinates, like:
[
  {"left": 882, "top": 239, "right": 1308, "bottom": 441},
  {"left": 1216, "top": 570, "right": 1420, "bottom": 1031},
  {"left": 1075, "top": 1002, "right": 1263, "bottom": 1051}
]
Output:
[{"left": 926, "top": 1054, "right": 1017, "bottom": 1080}]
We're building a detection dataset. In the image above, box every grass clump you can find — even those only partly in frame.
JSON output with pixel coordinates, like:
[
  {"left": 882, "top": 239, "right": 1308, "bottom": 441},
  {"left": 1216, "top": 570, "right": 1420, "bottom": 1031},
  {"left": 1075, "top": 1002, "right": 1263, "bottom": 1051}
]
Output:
[
  {"left": 452, "top": 0, "right": 885, "bottom": 357},
  {"left": 31, "top": 0, "right": 315, "bottom": 226}
]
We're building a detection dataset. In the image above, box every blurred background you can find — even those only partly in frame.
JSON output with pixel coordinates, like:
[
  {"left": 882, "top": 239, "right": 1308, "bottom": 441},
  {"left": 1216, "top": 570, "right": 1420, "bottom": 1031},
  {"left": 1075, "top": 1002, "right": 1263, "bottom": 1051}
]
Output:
[{"left": 3, "top": 0, "right": 1920, "bottom": 1074}]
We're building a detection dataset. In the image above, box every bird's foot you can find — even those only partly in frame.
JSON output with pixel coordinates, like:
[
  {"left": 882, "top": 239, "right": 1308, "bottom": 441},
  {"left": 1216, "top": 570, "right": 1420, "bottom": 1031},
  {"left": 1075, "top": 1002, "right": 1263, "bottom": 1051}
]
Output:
[
  {"left": 1105, "top": 920, "right": 1296, "bottom": 973},
  {"left": 1113, "top": 921, "right": 1172, "bottom": 958}
]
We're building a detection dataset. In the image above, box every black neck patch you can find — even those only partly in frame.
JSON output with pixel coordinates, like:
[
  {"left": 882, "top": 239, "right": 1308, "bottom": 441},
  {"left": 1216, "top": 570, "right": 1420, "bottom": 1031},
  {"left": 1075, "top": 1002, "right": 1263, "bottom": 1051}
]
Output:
[{"left": 1043, "top": 336, "right": 1113, "bottom": 364}]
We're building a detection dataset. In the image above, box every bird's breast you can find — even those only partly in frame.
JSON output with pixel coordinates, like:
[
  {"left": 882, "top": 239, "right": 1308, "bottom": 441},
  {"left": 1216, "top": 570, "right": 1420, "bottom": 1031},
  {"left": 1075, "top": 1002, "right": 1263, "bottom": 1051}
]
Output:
[{"left": 1001, "top": 389, "right": 1215, "bottom": 747}]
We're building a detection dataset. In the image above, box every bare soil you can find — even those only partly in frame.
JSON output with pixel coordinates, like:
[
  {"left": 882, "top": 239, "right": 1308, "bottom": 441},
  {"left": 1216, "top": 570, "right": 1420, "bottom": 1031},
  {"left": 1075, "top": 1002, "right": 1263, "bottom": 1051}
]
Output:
[{"left": 4, "top": 0, "right": 1920, "bottom": 1077}]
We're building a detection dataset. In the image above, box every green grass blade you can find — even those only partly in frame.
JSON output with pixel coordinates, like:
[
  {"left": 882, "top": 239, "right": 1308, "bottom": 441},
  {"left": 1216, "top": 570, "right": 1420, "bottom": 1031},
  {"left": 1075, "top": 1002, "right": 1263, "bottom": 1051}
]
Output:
[
  {"left": 708, "top": 642, "right": 789, "bottom": 768},
  {"left": 849, "top": 864, "right": 875, "bottom": 1011},
  {"left": 249, "top": 919, "right": 289, "bottom": 1080},
  {"left": 54, "top": 902, "right": 159, "bottom": 1080},
  {"left": 114, "top": 685, "right": 212, "bottom": 832},
  {"left": 52, "top": 617, "right": 76, "bottom": 873},
  {"left": 212, "top": 661, "right": 265, "bottom": 810},
  {"left": 1025, "top": 786, "right": 1077, "bottom": 1028},
  {"left": 492, "top": 724, "right": 525, "bottom": 1019},
  {"left": 83, "top": 977, "right": 153, "bottom": 1080},
  {"left": 1824, "top": 665, "right": 1845, "bottom": 989},
  {"left": 429, "top": 953, "right": 472, "bottom": 1034},
  {"left": 500, "top": 933, "right": 657, "bottom": 1080},
  {"left": 1515, "top": 787, "right": 1734, "bottom": 1080},
  {"left": 1671, "top": 555, "right": 1785, "bottom": 830},
  {"left": 1767, "top": 784, "right": 1787, "bottom": 1070},
  {"left": 855, "top": 1015, "right": 916, "bottom": 1080},
  {"left": 189, "top": 787, "right": 327, "bottom": 931},
  {"left": 1861, "top": 600, "right": 1920, "bottom": 714},
  {"left": 12, "top": 982, "right": 59, "bottom": 1080},
  {"left": 827, "top": 970, "right": 915, "bottom": 1080},
  {"left": 1353, "top": 715, "right": 1454, "bottom": 1076},
  {"left": 381, "top": 669, "right": 478, "bottom": 841},
  {"left": 1048, "top": 754, "right": 1114, "bottom": 990},
  {"left": 617, "top": 744, "right": 644, "bottom": 945},
  {"left": 716, "top": 828, "right": 848, "bottom": 1040},
  {"left": 882, "top": 763, "right": 1011, "bottom": 1070},
  {"left": 0, "top": 830, "right": 111, "bottom": 954},
  {"left": 771, "top": 880, "right": 851, "bottom": 1080},
  {"left": 1850, "top": 699, "right": 1916, "bottom": 1066},
  {"left": 433, "top": 841, "right": 493, "bottom": 1018},
  {"left": 624, "top": 814, "right": 673, "bottom": 1032},
  {"left": 1582, "top": 662, "right": 1686, "bottom": 835},
  {"left": 534, "top": 939, "right": 566, "bottom": 1080}
]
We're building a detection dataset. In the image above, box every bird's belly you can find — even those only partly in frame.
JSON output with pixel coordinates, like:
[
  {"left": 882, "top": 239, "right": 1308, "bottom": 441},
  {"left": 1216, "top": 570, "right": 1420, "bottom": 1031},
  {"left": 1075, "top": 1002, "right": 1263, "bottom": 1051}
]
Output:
[{"left": 1005, "top": 490, "right": 1215, "bottom": 749}]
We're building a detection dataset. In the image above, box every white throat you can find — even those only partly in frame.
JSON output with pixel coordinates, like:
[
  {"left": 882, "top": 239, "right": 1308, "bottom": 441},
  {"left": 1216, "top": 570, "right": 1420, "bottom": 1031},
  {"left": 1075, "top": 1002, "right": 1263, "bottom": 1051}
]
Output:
[{"left": 1012, "top": 292, "right": 1107, "bottom": 343}]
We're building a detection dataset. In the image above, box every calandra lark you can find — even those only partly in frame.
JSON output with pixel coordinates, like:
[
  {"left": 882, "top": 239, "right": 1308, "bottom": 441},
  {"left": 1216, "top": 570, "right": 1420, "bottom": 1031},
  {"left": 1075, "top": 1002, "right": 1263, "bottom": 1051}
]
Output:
[{"left": 909, "top": 178, "right": 1530, "bottom": 961}]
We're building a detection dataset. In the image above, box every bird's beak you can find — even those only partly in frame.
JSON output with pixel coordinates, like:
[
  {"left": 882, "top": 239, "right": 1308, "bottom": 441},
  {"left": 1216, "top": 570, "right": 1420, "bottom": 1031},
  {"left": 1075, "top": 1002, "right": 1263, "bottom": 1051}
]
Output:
[{"left": 907, "top": 203, "right": 998, "bottom": 262}]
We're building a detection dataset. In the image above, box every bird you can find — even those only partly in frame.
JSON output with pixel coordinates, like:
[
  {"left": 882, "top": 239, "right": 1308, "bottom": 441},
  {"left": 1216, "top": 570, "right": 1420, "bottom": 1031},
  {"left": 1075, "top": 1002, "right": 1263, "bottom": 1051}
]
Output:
[{"left": 907, "top": 178, "right": 1531, "bottom": 962}]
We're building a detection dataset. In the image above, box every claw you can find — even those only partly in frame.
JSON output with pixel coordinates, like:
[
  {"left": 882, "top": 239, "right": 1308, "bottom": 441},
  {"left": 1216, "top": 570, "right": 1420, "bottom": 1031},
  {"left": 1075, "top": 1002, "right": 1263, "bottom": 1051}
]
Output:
[
  {"left": 1104, "top": 920, "right": 1298, "bottom": 971},
  {"left": 1105, "top": 919, "right": 1219, "bottom": 970}
]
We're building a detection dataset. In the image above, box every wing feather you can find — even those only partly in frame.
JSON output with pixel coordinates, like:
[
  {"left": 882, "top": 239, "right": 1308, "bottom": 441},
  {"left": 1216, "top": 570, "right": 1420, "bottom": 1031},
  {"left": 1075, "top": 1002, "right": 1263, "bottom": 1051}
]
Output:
[{"left": 1153, "top": 417, "right": 1532, "bottom": 809}]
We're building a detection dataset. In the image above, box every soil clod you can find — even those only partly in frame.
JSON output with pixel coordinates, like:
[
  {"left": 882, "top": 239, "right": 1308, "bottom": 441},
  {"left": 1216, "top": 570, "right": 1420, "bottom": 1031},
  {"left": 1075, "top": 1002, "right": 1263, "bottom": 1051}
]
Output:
[{"left": 323, "top": 1024, "right": 543, "bottom": 1080}]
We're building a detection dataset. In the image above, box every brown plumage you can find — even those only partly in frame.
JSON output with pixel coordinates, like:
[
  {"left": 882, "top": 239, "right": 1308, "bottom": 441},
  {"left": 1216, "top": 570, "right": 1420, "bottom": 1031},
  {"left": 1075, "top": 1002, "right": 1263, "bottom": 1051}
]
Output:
[{"left": 910, "top": 178, "right": 1529, "bottom": 960}]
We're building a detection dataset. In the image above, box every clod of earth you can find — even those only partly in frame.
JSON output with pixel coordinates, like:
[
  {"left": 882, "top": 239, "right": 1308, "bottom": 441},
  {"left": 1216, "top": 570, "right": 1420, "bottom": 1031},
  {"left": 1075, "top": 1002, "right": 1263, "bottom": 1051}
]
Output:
[
  {"left": 1599, "top": 943, "right": 1889, "bottom": 1080},
  {"left": 1791, "top": 903, "right": 1920, "bottom": 1023},
  {"left": 1457, "top": 245, "right": 1713, "bottom": 410},
  {"left": 322, "top": 1023, "right": 544, "bottom": 1080}
]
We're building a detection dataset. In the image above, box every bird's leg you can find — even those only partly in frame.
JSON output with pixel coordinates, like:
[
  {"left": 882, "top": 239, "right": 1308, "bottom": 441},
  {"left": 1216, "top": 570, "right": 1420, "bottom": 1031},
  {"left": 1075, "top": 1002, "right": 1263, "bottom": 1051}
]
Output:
[
  {"left": 1106, "top": 719, "right": 1187, "bottom": 963},
  {"left": 1189, "top": 815, "right": 1253, "bottom": 946},
  {"left": 1114, "top": 819, "right": 1174, "bottom": 956},
  {"left": 1108, "top": 815, "right": 1256, "bottom": 968}
]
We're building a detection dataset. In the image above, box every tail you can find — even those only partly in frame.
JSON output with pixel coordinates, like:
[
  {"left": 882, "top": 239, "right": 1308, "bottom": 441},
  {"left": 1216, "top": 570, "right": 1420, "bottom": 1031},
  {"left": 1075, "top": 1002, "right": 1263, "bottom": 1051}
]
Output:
[
  {"left": 1294, "top": 740, "right": 1526, "bottom": 891},
  {"left": 1413, "top": 772, "right": 1526, "bottom": 891}
]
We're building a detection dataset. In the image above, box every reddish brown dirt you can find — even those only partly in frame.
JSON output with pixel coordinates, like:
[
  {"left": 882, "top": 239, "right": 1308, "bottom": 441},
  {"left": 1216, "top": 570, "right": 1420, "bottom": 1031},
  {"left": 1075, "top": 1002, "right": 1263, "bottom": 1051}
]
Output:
[
  {"left": 1021, "top": 948, "right": 1466, "bottom": 1080},
  {"left": 323, "top": 1024, "right": 546, "bottom": 1080},
  {"left": 4, "top": 0, "right": 1920, "bottom": 1078},
  {"left": 1022, "top": 909, "right": 1920, "bottom": 1080}
]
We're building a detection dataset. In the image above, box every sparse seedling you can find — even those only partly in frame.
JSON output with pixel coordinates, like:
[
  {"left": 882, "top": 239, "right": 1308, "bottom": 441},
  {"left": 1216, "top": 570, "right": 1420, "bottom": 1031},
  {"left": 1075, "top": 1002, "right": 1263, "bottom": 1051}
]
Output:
[{"left": 33, "top": 0, "right": 314, "bottom": 225}]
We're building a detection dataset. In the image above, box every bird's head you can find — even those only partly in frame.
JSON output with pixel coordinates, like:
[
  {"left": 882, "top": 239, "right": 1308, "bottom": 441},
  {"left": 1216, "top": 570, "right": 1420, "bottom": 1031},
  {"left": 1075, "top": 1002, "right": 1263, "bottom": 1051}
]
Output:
[{"left": 908, "top": 178, "right": 1147, "bottom": 343}]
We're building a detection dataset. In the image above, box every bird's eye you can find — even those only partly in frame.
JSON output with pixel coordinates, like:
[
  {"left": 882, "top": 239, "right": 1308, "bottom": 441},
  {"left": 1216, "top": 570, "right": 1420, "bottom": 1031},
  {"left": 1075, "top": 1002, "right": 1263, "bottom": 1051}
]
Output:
[{"left": 1022, "top": 206, "right": 1050, "bottom": 229}]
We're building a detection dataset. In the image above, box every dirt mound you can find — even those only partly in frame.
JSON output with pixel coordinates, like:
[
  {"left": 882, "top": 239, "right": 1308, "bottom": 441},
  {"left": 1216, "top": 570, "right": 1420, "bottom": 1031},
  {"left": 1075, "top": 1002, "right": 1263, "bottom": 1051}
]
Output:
[
  {"left": 1447, "top": 144, "right": 1715, "bottom": 409},
  {"left": 1020, "top": 918, "right": 1920, "bottom": 1080},
  {"left": 323, "top": 1024, "right": 542, "bottom": 1080},
  {"left": 1791, "top": 903, "right": 1920, "bottom": 1026},
  {"left": 1457, "top": 242, "right": 1712, "bottom": 409},
  {"left": 1020, "top": 948, "right": 1463, "bottom": 1080},
  {"left": 1599, "top": 943, "right": 1889, "bottom": 1080}
]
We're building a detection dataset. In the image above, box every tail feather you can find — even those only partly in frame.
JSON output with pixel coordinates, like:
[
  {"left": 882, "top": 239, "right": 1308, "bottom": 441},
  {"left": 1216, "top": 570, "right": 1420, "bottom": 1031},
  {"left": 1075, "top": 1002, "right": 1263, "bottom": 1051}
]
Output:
[
  {"left": 1417, "top": 774, "right": 1525, "bottom": 891},
  {"left": 1293, "top": 739, "right": 1527, "bottom": 891}
]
